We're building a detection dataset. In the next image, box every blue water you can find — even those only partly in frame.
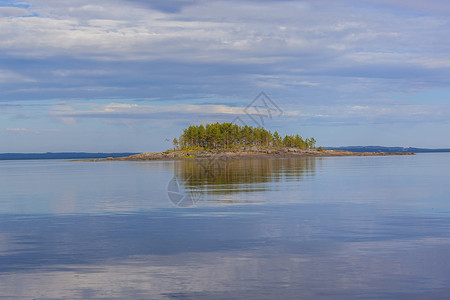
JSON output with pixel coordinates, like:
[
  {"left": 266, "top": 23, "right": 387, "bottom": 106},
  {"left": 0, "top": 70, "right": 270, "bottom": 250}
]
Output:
[{"left": 1, "top": 154, "right": 450, "bottom": 299}]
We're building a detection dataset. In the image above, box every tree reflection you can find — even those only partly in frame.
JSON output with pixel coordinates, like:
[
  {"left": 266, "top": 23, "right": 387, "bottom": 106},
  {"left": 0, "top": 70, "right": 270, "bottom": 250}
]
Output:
[{"left": 173, "top": 157, "right": 317, "bottom": 197}]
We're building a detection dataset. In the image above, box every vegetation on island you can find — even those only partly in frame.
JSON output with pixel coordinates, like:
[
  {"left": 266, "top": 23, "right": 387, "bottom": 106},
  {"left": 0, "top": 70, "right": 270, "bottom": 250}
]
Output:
[{"left": 172, "top": 122, "right": 316, "bottom": 151}]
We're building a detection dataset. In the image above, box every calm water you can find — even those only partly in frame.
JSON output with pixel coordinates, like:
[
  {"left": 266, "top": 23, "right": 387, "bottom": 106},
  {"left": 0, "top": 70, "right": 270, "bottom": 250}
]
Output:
[{"left": 1, "top": 154, "right": 450, "bottom": 299}]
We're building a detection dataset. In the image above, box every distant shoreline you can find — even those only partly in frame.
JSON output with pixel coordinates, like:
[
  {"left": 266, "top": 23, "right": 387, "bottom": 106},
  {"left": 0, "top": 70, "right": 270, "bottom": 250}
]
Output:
[
  {"left": 325, "top": 146, "right": 450, "bottom": 153},
  {"left": 75, "top": 148, "right": 415, "bottom": 162},
  {"left": 0, "top": 152, "right": 138, "bottom": 160}
]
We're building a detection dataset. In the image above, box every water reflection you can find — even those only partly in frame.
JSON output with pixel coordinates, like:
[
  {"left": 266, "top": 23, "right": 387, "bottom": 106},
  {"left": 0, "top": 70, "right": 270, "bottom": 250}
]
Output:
[
  {"left": 2, "top": 154, "right": 450, "bottom": 299},
  {"left": 172, "top": 157, "right": 316, "bottom": 205},
  {"left": 2, "top": 207, "right": 450, "bottom": 299}
]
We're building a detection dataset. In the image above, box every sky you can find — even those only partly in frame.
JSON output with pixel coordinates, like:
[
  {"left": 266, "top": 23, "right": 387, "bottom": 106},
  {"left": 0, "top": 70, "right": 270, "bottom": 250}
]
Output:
[{"left": 0, "top": 0, "right": 449, "bottom": 152}]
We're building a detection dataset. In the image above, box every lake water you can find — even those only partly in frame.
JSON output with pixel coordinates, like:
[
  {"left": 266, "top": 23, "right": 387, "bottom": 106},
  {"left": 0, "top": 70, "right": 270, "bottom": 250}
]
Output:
[{"left": 1, "top": 154, "right": 450, "bottom": 299}]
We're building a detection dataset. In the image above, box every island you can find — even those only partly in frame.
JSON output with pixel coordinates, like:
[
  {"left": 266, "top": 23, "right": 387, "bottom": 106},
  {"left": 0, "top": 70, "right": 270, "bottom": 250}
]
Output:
[{"left": 78, "top": 122, "right": 414, "bottom": 161}]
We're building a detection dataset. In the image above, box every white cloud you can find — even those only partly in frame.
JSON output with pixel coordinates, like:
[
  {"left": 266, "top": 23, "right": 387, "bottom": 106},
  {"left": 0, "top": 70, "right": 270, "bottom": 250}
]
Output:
[
  {"left": 299, "top": 81, "right": 320, "bottom": 87},
  {"left": 45, "top": 100, "right": 450, "bottom": 127},
  {"left": 0, "top": 7, "right": 30, "bottom": 17},
  {"left": 1, "top": 0, "right": 445, "bottom": 68},
  {"left": 0, "top": 69, "right": 35, "bottom": 83},
  {"left": 3, "top": 127, "right": 41, "bottom": 134},
  {"left": 51, "top": 102, "right": 270, "bottom": 118},
  {"left": 6, "top": 127, "right": 27, "bottom": 131}
]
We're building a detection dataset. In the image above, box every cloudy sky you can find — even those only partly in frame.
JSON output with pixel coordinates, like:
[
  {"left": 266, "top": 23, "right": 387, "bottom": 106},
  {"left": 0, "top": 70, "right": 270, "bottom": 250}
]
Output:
[{"left": 1, "top": 0, "right": 449, "bottom": 152}]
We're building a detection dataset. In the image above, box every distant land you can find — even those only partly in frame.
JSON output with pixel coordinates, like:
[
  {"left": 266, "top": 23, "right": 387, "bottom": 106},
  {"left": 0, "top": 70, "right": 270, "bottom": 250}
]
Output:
[
  {"left": 325, "top": 146, "right": 450, "bottom": 153},
  {"left": 0, "top": 152, "right": 139, "bottom": 160}
]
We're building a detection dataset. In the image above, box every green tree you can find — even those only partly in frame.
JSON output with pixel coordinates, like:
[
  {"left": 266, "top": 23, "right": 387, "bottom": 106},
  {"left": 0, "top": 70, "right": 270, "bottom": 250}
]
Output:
[
  {"left": 173, "top": 122, "right": 316, "bottom": 151},
  {"left": 273, "top": 131, "right": 282, "bottom": 147}
]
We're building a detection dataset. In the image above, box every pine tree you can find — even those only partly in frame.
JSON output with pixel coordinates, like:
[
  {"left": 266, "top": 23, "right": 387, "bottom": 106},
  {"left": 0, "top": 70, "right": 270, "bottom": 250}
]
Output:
[{"left": 173, "top": 122, "right": 316, "bottom": 151}]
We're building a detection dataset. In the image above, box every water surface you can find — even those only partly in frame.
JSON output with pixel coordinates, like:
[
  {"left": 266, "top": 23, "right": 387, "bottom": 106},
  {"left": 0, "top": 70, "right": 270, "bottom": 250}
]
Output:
[{"left": 1, "top": 154, "right": 450, "bottom": 299}]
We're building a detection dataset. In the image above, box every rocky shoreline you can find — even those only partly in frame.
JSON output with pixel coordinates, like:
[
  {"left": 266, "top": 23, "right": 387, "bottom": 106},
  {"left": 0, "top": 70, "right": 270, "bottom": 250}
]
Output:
[{"left": 76, "top": 148, "right": 415, "bottom": 162}]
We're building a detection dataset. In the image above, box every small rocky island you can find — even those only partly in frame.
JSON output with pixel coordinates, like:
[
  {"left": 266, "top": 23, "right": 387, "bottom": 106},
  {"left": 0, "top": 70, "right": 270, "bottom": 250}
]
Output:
[
  {"left": 80, "top": 122, "right": 414, "bottom": 161},
  {"left": 90, "top": 148, "right": 412, "bottom": 161}
]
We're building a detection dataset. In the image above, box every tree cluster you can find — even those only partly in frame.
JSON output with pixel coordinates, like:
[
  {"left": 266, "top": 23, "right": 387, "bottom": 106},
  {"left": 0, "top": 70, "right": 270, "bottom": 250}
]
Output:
[{"left": 172, "top": 122, "right": 316, "bottom": 150}]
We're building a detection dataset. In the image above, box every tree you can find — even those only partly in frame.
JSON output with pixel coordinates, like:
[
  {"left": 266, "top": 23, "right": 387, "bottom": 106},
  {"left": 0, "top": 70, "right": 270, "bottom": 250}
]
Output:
[
  {"left": 308, "top": 137, "right": 316, "bottom": 149},
  {"left": 172, "top": 122, "right": 316, "bottom": 151},
  {"left": 273, "top": 131, "right": 282, "bottom": 147}
]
